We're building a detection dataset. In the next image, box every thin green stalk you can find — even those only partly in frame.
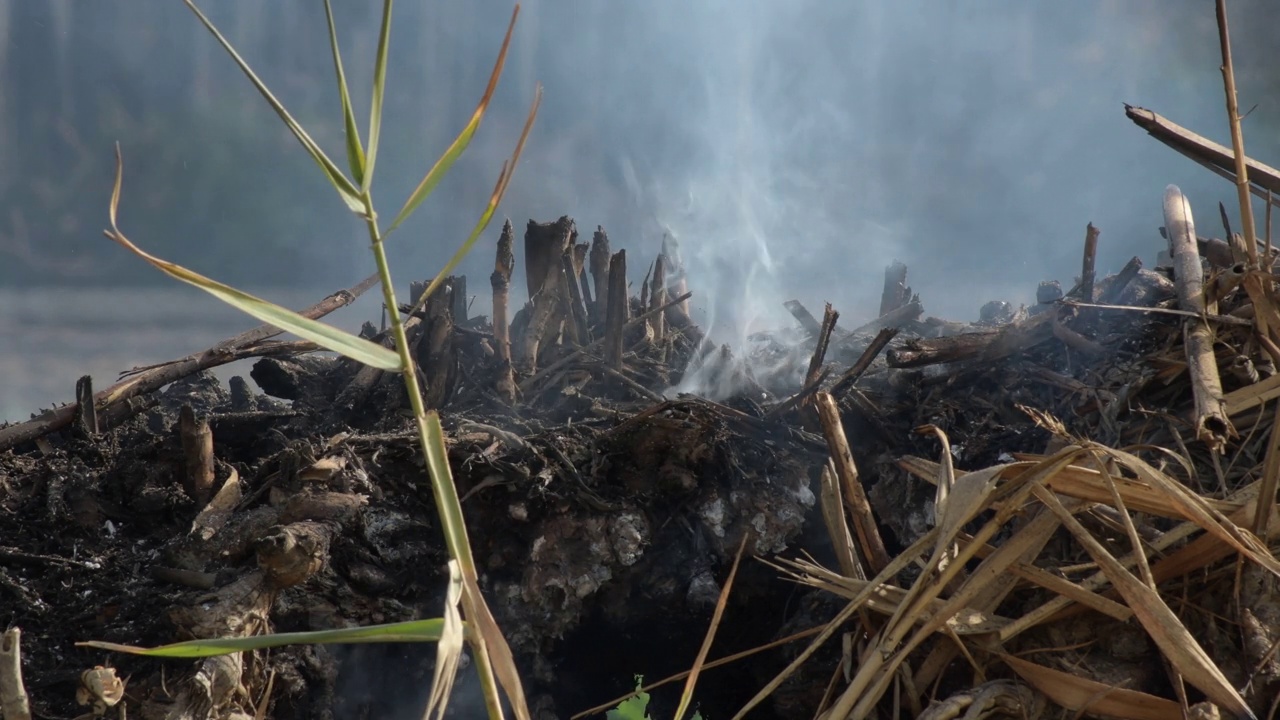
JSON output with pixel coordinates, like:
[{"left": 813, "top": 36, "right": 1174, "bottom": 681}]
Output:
[
  {"left": 359, "top": 194, "right": 504, "bottom": 719},
  {"left": 358, "top": 206, "right": 473, "bottom": 573},
  {"left": 158, "top": 5, "right": 533, "bottom": 717}
]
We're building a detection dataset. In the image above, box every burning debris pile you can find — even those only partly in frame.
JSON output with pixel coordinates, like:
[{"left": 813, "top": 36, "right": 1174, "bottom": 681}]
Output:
[{"left": 7, "top": 118, "right": 1280, "bottom": 720}]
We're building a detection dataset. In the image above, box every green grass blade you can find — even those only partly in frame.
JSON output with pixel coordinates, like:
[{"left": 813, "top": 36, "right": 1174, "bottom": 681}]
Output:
[
  {"left": 77, "top": 619, "right": 447, "bottom": 658},
  {"left": 323, "top": 0, "right": 366, "bottom": 185},
  {"left": 105, "top": 146, "right": 399, "bottom": 371},
  {"left": 419, "top": 409, "right": 532, "bottom": 718},
  {"left": 110, "top": 232, "right": 400, "bottom": 370},
  {"left": 183, "top": 0, "right": 363, "bottom": 214},
  {"left": 385, "top": 4, "right": 521, "bottom": 235},
  {"left": 421, "top": 410, "right": 467, "bottom": 549},
  {"left": 412, "top": 84, "right": 541, "bottom": 311},
  {"left": 364, "top": 0, "right": 394, "bottom": 188}
]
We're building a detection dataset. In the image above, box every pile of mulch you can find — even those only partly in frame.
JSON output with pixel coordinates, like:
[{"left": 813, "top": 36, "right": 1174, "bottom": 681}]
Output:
[{"left": 1, "top": 203, "right": 1277, "bottom": 720}]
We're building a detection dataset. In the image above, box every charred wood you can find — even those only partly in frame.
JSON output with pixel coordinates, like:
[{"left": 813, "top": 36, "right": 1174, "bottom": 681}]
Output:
[
  {"left": 662, "top": 232, "right": 692, "bottom": 320},
  {"left": 887, "top": 311, "right": 1055, "bottom": 368},
  {"left": 831, "top": 327, "right": 899, "bottom": 397},
  {"left": 520, "top": 217, "right": 575, "bottom": 371},
  {"left": 589, "top": 226, "right": 611, "bottom": 327},
  {"left": 251, "top": 355, "right": 336, "bottom": 401},
  {"left": 805, "top": 303, "right": 838, "bottom": 390},
  {"left": 784, "top": 300, "right": 823, "bottom": 336},
  {"left": 450, "top": 275, "right": 469, "bottom": 324},
  {"left": 1073, "top": 222, "right": 1100, "bottom": 302},
  {"left": 574, "top": 242, "right": 593, "bottom": 321},
  {"left": 851, "top": 295, "right": 924, "bottom": 336},
  {"left": 74, "top": 375, "right": 98, "bottom": 436},
  {"left": 879, "top": 260, "right": 911, "bottom": 317},
  {"left": 561, "top": 250, "right": 591, "bottom": 346},
  {"left": 651, "top": 254, "right": 668, "bottom": 343},
  {"left": 1127, "top": 104, "right": 1280, "bottom": 208},
  {"left": 415, "top": 278, "right": 457, "bottom": 409},
  {"left": 605, "top": 250, "right": 629, "bottom": 369},
  {"left": 1098, "top": 256, "right": 1144, "bottom": 304}
]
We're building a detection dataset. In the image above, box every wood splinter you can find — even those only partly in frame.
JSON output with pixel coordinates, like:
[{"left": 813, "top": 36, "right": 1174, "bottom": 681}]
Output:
[{"left": 589, "top": 226, "right": 612, "bottom": 328}]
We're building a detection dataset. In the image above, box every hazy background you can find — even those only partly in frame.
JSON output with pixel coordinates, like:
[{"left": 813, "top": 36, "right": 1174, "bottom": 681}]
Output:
[{"left": 4, "top": 0, "right": 1280, "bottom": 420}]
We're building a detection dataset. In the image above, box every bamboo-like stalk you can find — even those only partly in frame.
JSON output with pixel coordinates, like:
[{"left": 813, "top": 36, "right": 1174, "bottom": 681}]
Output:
[
  {"left": 1215, "top": 0, "right": 1259, "bottom": 269},
  {"left": 813, "top": 392, "right": 892, "bottom": 576},
  {"left": 1217, "top": 0, "right": 1280, "bottom": 538},
  {"left": 1164, "top": 185, "right": 1232, "bottom": 451},
  {"left": 368, "top": 196, "right": 532, "bottom": 716}
]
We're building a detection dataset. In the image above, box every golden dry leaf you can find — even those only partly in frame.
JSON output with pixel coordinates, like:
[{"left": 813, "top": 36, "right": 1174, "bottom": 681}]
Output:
[
  {"left": 1001, "top": 653, "right": 1180, "bottom": 720},
  {"left": 1033, "top": 485, "right": 1254, "bottom": 718}
]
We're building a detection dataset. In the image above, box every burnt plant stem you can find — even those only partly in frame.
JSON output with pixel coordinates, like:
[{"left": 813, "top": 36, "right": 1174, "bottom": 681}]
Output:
[
  {"left": 1077, "top": 222, "right": 1099, "bottom": 302},
  {"left": 492, "top": 220, "right": 514, "bottom": 365}
]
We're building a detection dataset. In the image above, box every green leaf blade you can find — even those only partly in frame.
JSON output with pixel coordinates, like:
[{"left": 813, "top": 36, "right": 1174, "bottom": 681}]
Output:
[
  {"left": 184, "top": 0, "right": 363, "bottom": 213},
  {"left": 104, "top": 146, "right": 397, "bottom": 370},
  {"left": 78, "top": 619, "right": 447, "bottom": 658},
  {"left": 364, "top": 0, "right": 394, "bottom": 188},
  {"left": 130, "top": 242, "right": 400, "bottom": 370},
  {"left": 411, "top": 85, "right": 540, "bottom": 311},
  {"left": 323, "top": 0, "right": 366, "bottom": 184},
  {"left": 386, "top": 5, "right": 521, "bottom": 234}
]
